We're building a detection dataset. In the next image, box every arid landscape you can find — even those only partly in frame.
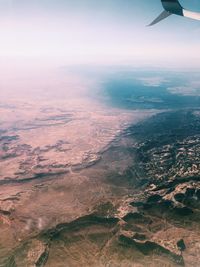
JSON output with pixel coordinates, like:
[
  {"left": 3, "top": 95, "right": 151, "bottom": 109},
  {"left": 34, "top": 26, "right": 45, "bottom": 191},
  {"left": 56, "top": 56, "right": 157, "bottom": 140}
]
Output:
[
  {"left": 0, "top": 70, "right": 152, "bottom": 266},
  {"left": 1, "top": 68, "right": 200, "bottom": 267}
]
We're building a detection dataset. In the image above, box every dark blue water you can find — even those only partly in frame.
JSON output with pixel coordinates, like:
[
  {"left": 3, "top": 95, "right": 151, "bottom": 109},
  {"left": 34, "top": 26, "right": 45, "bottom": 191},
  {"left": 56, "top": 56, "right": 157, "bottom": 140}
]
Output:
[{"left": 100, "top": 70, "right": 200, "bottom": 110}]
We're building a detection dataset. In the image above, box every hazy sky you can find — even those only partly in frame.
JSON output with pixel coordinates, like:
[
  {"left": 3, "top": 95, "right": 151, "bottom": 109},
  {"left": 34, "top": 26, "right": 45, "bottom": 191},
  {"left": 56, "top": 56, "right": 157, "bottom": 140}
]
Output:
[{"left": 0, "top": 0, "right": 200, "bottom": 68}]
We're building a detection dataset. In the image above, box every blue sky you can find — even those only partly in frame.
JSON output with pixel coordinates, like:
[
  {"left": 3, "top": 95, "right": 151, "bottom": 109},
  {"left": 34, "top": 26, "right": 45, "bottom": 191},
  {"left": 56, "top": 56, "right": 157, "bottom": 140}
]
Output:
[{"left": 0, "top": 0, "right": 200, "bottom": 68}]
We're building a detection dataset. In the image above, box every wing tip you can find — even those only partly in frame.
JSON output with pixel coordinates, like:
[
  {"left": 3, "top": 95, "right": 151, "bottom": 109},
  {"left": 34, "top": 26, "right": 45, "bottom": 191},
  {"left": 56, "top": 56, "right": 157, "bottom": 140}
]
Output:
[{"left": 148, "top": 10, "right": 172, "bottom": 26}]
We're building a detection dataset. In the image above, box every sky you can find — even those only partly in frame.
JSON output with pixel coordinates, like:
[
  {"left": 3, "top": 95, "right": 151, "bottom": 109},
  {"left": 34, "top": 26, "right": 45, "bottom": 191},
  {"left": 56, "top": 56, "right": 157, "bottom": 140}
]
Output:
[{"left": 0, "top": 0, "right": 200, "bottom": 69}]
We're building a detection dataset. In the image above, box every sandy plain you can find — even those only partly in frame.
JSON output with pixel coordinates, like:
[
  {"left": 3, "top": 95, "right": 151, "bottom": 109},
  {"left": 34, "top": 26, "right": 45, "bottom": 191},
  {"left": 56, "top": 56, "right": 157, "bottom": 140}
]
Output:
[{"left": 0, "top": 70, "right": 153, "bottom": 265}]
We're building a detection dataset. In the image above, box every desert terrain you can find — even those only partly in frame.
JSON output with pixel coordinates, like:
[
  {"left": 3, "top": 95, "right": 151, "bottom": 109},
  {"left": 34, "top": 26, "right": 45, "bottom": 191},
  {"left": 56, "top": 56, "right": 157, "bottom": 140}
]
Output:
[
  {"left": 1, "top": 68, "right": 200, "bottom": 267},
  {"left": 0, "top": 69, "right": 153, "bottom": 266}
]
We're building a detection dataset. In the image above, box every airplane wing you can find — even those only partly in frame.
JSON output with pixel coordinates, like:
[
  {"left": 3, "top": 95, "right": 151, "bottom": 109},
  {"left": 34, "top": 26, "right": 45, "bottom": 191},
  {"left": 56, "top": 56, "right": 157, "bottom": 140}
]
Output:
[
  {"left": 149, "top": 0, "right": 200, "bottom": 26},
  {"left": 183, "top": 9, "right": 200, "bottom": 21}
]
